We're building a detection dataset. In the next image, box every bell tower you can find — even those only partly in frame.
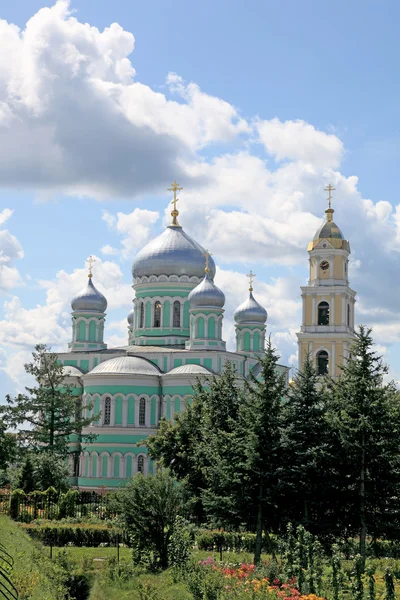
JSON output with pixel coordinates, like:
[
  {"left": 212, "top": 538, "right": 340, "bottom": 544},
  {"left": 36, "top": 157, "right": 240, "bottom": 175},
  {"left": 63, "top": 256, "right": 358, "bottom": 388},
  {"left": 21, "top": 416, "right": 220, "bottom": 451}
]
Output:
[{"left": 297, "top": 185, "right": 356, "bottom": 377}]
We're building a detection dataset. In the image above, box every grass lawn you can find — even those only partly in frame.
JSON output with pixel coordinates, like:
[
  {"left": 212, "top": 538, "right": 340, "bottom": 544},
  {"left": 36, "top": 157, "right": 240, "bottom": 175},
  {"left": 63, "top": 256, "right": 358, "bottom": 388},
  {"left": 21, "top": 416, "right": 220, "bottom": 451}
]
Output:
[{"left": 0, "top": 515, "right": 61, "bottom": 600}]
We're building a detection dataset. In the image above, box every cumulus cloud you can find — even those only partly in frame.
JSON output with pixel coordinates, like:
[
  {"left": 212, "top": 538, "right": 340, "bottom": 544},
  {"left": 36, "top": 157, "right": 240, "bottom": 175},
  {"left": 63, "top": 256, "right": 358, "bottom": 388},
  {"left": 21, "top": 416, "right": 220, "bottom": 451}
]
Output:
[
  {"left": 102, "top": 208, "right": 159, "bottom": 258},
  {"left": 0, "top": 1, "right": 249, "bottom": 199},
  {"left": 0, "top": 208, "right": 24, "bottom": 292}
]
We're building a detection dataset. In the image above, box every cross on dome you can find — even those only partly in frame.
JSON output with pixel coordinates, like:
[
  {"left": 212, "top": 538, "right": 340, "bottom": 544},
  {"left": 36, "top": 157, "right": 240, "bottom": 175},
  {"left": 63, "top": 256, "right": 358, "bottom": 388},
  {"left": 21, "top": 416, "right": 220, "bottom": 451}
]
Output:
[
  {"left": 324, "top": 184, "right": 336, "bottom": 209},
  {"left": 203, "top": 249, "right": 212, "bottom": 273},
  {"left": 168, "top": 180, "right": 183, "bottom": 227},
  {"left": 247, "top": 270, "right": 255, "bottom": 292},
  {"left": 86, "top": 255, "right": 95, "bottom": 278}
]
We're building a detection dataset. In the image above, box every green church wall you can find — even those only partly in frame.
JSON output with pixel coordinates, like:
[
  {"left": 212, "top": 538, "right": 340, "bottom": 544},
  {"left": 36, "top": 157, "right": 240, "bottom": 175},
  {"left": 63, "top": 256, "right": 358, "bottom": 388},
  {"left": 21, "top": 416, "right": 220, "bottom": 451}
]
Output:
[
  {"left": 78, "top": 322, "right": 86, "bottom": 341},
  {"left": 63, "top": 359, "right": 78, "bottom": 367},
  {"left": 145, "top": 301, "right": 151, "bottom": 327},
  {"left": 198, "top": 317, "right": 205, "bottom": 337},
  {"left": 94, "top": 397, "right": 100, "bottom": 424},
  {"left": 127, "top": 397, "right": 135, "bottom": 424},
  {"left": 244, "top": 332, "right": 251, "bottom": 351},
  {"left": 163, "top": 357, "right": 168, "bottom": 371},
  {"left": 114, "top": 455, "right": 120, "bottom": 478},
  {"left": 89, "top": 321, "right": 96, "bottom": 342},
  {"left": 126, "top": 455, "right": 132, "bottom": 477},
  {"left": 186, "top": 358, "right": 201, "bottom": 366},
  {"left": 93, "top": 358, "right": 99, "bottom": 367},
  {"left": 102, "top": 455, "right": 108, "bottom": 477},
  {"left": 203, "top": 358, "right": 213, "bottom": 370},
  {"left": 163, "top": 301, "right": 170, "bottom": 327},
  {"left": 254, "top": 331, "right": 260, "bottom": 351},
  {"left": 151, "top": 397, "right": 157, "bottom": 425},
  {"left": 115, "top": 396, "right": 123, "bottom": 425},
  {"left": 208, "top": 317, "right": 215, "bottom": 339},
  {"left": 80, "top": 360, "right": 89, "bottom": 372},
  {"left": 88, "top": 435, "right": 149, "bottom": 445},
  {"left": 166, "top": 398, "right": 171, "bottom": 420},
  {"left": 183, "top": 302, "right": 189, "bottom": 328},
  {"left": 173, "top": 359, "right": 183, "bottom": 368},
  {"left": 174, "top": 397, "right": 180, "bottom": 413},
  {"left": 85, "top": 385, "right": 160, "bottom": 395}
]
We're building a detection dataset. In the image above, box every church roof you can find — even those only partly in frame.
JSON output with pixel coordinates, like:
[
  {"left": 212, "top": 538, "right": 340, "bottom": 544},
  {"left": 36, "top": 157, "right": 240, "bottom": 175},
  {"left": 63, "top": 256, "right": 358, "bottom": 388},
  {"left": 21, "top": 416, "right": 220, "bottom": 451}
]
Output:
[
  {"left": 234, "top": 291, "right": 268, "bottom": 324},
  {"left": 132, "top": 225, "right": 216, "bottom": 280},
  {"left": 87, "top": 356, "right": 160, "bottom": 376},
  {"left": 188, "top": 272, "right": 225, "bottom": 308},
  {"left": 62, "top": 365, "right": 83, "bottom": 377},
  {"left": 166, "top": 364, "right": 213, "bottom": 376}
]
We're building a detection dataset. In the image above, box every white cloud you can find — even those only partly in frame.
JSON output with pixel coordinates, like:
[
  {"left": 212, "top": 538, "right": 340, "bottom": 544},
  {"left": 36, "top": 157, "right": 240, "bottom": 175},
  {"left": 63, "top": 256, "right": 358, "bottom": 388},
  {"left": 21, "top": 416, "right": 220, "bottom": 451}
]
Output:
[
  {"left": 0, "top": 208, "right": 24, "bottom": 292},
  {"left": 257, "top": 118, "right": 344, "bottom": 168},
  {"left": 101, "top": 244, "right": 118, "bottom": 256},
  {"left": 102, "top": 208, "right": 159, "bottom": 258}
]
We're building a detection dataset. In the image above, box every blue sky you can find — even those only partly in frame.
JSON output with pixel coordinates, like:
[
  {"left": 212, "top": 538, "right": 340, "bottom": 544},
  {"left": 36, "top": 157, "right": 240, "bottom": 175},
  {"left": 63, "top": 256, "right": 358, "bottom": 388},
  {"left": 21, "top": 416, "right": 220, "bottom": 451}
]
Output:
[{"left": 1, "top": 0, "right": 400, "bottom": 396}]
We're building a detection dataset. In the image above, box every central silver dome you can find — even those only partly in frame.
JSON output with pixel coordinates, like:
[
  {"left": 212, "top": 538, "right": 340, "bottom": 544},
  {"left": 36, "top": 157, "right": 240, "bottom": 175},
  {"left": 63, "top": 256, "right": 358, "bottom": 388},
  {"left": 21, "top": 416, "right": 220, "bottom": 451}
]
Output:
[{"left": 132, "top": 226, "right": 216, "bottom": 280}]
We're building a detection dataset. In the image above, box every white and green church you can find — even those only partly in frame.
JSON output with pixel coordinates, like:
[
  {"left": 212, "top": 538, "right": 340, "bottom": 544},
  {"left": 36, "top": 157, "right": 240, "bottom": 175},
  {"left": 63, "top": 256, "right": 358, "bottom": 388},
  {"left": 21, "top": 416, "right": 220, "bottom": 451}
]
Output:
[{"left": 57, "top": 184, "right": 288, "bottom": 490}]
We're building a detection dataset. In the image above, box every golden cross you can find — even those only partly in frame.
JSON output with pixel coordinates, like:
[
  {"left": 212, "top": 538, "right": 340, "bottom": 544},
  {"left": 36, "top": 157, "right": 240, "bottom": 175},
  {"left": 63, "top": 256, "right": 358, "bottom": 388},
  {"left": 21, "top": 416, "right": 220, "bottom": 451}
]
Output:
[
  {"left": 203, "top": 249, "right": 212, "bottom": 273},
  {"left": 168, "top": 180, "right": 183, "bottom": 212},
  {"left": 324, "top": 184, "right": 336, "bottom": 209},
  {"left": 86, "top": 255, "right": 95, "bottom": 278},
  {"left": 247, "top": 270, "right": 255, "bottom": 291}
]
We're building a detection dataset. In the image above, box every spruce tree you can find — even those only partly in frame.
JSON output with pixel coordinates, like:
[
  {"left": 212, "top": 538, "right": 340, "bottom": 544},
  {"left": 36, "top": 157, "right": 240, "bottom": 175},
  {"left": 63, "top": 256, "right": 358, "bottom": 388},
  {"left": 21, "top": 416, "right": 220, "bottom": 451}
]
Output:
[
  {"left": 326, "top": 326, "right": 400, "bottom": 566},
  {"left": 280, "top": 353, "right": 330, "bottom": 532},
  {"left": 1, "top": 344, "right": 96, "bottom": 461},
  {"left": 18, "top": 455, "right": 35, "bottom": 493},
  {"left": 239, "top": 340, "right": 286, "bottom": 563}
]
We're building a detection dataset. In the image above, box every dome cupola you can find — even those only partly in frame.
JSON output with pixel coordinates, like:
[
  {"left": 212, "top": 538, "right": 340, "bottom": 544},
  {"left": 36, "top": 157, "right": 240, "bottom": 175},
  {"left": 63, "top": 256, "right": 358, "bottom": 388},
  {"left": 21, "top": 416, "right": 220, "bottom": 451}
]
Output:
[
  {"left": 71, "top": 275, "right": 107, "bottom": 313},
  {"left": 188, "top": 272, "right": 225, "bottom": 308},
  {"left": 234, "top": 271, "right": 267, "bottom": 356},
  {"left": 127, "top": 307, "right": 134, "bottom": 325},
  {"left": 234, "top": 271, "right": 267, "bottom": 324}
]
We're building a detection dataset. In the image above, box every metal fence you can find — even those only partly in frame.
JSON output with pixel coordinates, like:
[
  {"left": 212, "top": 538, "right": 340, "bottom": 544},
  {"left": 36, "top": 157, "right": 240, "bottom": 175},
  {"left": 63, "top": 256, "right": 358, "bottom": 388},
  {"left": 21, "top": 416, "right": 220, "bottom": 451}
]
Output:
[
  {"left": 0, "top": 543, "right": 18, "bottom": 600},
  {"left": 0, "top": 488, "right": 109, "bottom": 522}
]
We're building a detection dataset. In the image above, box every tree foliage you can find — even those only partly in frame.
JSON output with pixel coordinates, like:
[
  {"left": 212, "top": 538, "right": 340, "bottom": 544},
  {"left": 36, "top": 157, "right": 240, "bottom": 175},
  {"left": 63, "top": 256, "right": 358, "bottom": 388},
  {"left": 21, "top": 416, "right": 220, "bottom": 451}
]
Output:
[{"left": 1, "top": 344, "right": 96, "bottom": 459}]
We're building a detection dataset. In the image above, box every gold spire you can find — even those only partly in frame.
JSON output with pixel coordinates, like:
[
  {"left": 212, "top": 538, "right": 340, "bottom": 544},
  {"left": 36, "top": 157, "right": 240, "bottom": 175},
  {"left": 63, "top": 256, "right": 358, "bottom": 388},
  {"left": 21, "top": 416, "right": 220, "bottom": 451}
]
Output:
[
  {"left": 324, "top": 184, "right": 336, "bottom": 222},
  {"left": 203, "top": 249, "right": 212, "bottom": 273},
  {"left": 247, "top": 270, "right": 255, "bottom": 292},
  {"left": 168, "top": 180, "right": 183, "bottom": 227},
  {"left": 86, "top": 255, "right": 95, "bottom": 278}
]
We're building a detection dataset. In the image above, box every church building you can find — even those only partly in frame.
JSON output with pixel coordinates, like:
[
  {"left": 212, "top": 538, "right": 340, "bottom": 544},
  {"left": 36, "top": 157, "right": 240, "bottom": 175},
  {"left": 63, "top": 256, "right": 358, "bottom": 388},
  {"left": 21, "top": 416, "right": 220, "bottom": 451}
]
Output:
[{"left": 56, "top": 183, "right": 355, "bottom": 490}]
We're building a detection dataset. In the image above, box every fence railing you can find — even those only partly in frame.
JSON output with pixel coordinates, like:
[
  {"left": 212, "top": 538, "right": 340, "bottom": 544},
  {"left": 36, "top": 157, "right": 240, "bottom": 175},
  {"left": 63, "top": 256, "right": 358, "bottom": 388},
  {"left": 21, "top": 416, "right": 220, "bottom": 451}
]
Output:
[
  {"left": 0, "top": 542, "right": 18, "bottom": 600},
  {"left": 0, "top": 488, "right": 109, "bottom": 522}
]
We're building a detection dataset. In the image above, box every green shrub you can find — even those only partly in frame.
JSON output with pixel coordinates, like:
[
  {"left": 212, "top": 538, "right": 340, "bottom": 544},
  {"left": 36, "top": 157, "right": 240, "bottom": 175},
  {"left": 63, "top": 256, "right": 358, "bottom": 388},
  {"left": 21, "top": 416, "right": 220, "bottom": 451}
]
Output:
[
  {"left": 196, "top": 529, "right": 275, "bottom": 554},
  {"left": 22, "top": 523, "right": 124, "bottom": 547}
]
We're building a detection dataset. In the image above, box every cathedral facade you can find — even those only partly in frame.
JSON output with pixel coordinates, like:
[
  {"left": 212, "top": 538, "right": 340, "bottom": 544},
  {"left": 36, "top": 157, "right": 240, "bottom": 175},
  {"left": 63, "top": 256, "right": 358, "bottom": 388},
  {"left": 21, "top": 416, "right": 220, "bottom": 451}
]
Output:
[{"left": 57, "top": 184, "right": 355, "bottom": 490}]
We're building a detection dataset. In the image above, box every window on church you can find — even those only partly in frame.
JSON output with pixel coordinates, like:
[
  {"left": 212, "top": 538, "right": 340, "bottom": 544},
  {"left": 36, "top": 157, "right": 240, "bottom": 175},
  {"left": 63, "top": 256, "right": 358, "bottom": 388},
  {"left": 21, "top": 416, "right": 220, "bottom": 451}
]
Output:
[
  {"left": 153, "top": 301, "right": 161, "bottom": 327},
  {"left": 139, "top": 302, "right": 144, "bottom": 328},
  {"left": 316, "top": 351, "right": 329, "bottom": 376},
  {"left": 139, "top": 398, "right": 146, "bottom": 426},
  {"left": 317, "top": 302, "right": 330, "bottom": 325},
  {"left": 347, "top": 304, "right": 350, "bottom": 327},
  {"left": 138, "top": 455, "right": 144, "bottom": 473},
  {"left": 104, "top": 397, "right": 111, "bottom": 425},
  {"left": 173, "top": 301, "right": 181, "bottom": 327}
]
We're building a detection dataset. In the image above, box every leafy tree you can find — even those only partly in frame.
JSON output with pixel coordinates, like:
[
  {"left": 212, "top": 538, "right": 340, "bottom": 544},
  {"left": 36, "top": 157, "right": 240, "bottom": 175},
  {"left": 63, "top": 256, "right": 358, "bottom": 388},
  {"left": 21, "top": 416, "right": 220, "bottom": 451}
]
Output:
[
  {"left": 0, "top": 419, "right": 17, "bottom": 484},
  {"left": 33, "top": 451, "right": 70, "bottom": 492},
  {"left": 280, "top": 353, "right": 332, "bottom": 532},
  {"left": 1, "top": 344, "right": 96, "bottom": 464},
  {"left": 326, "top": 326, "right": 400, "bottom": 566},
  {"left": 120, "top": 469, "right": 186, "bottom": 570}
]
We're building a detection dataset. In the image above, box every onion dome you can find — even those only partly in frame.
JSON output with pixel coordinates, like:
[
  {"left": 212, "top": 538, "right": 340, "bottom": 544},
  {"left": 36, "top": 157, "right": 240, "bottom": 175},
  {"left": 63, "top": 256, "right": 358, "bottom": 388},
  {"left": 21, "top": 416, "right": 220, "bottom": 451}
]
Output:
[
  {"left": 71, "top": 276, "right": 107, "bottom": 313},
  {"left": 309, "top": 185, "right": 348, "bottom": 251},
  {"left": 234, "top": 291, "right": 268, "bottom": 324},
  {"left": 188, "top": 272, "right": 225, "bottom": 308},
  {"left": 132, "top": 182, "right": 216, "bottom": 280},
  {"left": 127, "top": 307, "right": 134, "bottom": 325},
  {"left": 87, "top": 356, "right": 160, "bottom": 376}
]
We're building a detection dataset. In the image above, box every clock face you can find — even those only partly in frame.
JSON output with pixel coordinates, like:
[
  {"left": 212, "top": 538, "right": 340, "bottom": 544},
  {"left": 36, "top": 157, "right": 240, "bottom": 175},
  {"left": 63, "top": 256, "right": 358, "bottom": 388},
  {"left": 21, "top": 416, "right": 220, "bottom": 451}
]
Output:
[{"left": 320, "top": 261, "right": 329, "bottom": 272}]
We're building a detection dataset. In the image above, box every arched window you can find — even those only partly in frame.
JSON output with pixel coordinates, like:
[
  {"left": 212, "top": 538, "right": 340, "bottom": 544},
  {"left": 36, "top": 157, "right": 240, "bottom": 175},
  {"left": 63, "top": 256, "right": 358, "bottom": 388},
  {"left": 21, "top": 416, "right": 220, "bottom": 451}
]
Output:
[
  {"left": 139, "top": 398, "right": 146, "bottom": 426},
  {"left": 173, "top": 301, "right": 181, "bottom": 327},
  {"left": 104, "top": 397, "right": 111, "bottom": 425},
  {"left": 316, "top": 351, "right": 329, "bottom": 376},
  {"left": 347, "top": 304, "right": 351, "bottom": 327},
  {"left": 317, "top": 302, "right": 330, "bottom": 325},
  {"left": 137, "top": 455, "right": 144, "bottom": 473},
  {"left": 139, "top": 302, "right": 145, "bottom": 328},
  {"left": 153, "top": 301, "right": 161, "bottom": 327}
]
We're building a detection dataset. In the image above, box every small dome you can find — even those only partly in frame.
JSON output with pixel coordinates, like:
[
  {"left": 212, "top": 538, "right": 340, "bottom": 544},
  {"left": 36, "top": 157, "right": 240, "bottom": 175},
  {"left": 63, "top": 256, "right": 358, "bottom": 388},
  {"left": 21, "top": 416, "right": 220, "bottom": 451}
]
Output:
[
  {"left": 127, "top": 308, "right": 134, "bottom": 325},
  {"left": 62, "top": 365, "right": 83, "bottom": 377},
  {"left": 71, "top": 277, "right": 107, "bottom": 313},
  {"left": 87, "top": 355, "right": 160, "bottom": 376},
  {"left": 234, "top": 291, "right": 268, "bottom": 324},
  {"left": 188, "top": 273, "right": 225, "bottom": 308},
  {"left": 167, "top": 364, "right": 213, "bottom": 376},
  {"left": 313, "top": 220, "right": 344, "bottom": 243},
  {"left": 132, "top": 226, "right": 216, "bottom": 280}
]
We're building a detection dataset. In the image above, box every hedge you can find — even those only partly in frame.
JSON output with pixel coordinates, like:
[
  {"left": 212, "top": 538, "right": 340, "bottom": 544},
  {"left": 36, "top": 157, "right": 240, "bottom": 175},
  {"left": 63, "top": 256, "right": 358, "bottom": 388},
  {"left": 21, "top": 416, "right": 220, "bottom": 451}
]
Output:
[
  {"left": 21, "top": 523, "right": 125, "bottom": 547},
  {"left": 196, "top": 530, "right": 277, "bottom": 554}
]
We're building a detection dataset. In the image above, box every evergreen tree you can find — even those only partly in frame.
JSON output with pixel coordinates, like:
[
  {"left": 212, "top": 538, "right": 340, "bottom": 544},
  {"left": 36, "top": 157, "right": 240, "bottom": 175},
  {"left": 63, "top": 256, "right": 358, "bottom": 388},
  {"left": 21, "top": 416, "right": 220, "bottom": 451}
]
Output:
[
  {"left": 238, "top": 340, "right": 286, "bottom": 563},
  {"left": 326, "top": 326, "right": 400, "bottom": 566},
  {"left": 1, "top": 344, "right": 96, "bottom": 461},
  {"left": 18, "top": 455, "right": 35, "bottom": 493},
  {"left": 280, "top": 353, "right": 331, "bottom": 533}
]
